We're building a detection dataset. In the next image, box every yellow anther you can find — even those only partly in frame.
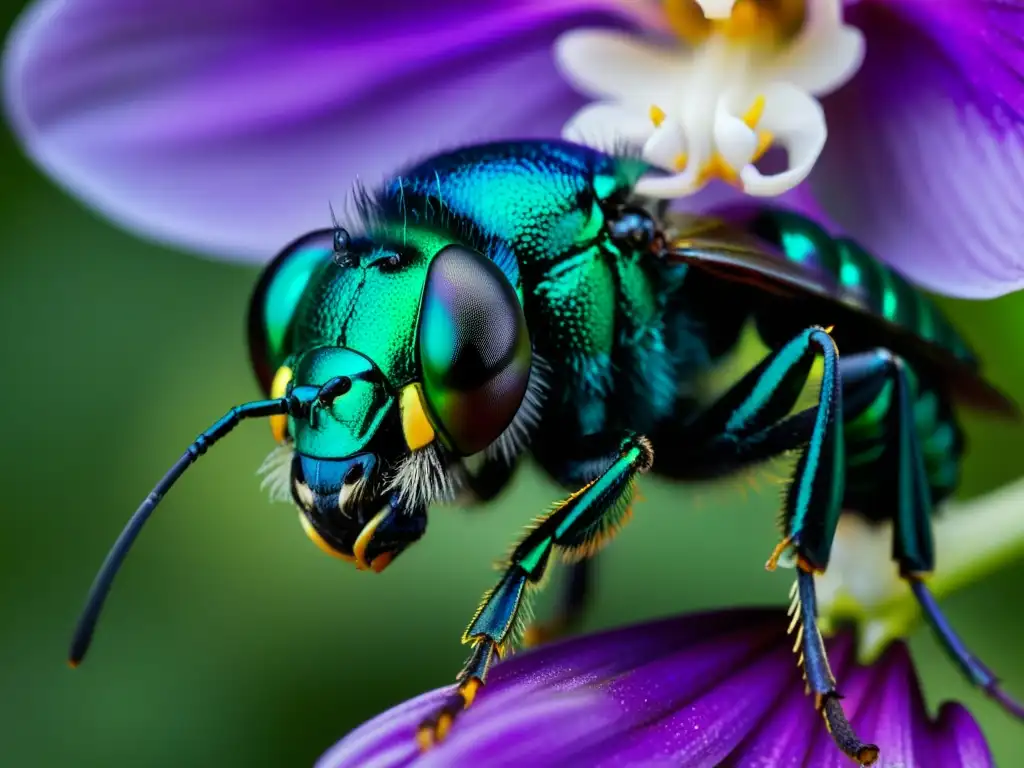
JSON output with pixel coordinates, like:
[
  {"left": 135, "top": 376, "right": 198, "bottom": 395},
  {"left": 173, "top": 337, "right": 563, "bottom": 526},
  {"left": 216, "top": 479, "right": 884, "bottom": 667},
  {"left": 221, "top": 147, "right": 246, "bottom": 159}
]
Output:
[
  {"left": 752, "top": 130, "right": 774, "bottom": 162},
  {"left": 742, "top": 95, "right": 766, "bottom": 129},
  {"left": 824, "top": 325, "right": 835, "bottom": 335},
  {"left": 673, "top": 153, "right": 689, "bottom": 172},
  {"left": 721, "top": 0, "right": 762, "bottom": 39},
  {"left": 697, "top": 153, "right": 740, "bottom": 187},
  {"left": 664, "top": 0, "right": 713, "bottom": 44},
  {"left": 650, "top": 104, "right": 666, "bottom": 127}
]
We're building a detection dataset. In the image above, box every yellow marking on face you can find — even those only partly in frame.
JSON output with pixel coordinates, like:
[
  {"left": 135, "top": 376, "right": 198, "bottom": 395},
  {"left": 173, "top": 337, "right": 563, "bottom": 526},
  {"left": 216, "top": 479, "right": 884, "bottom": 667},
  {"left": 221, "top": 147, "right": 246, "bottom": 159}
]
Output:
[
  {"left": 298, "top": 512, "right": 356, "bottom": 564},
  {"left": 673, "top": 153, "right": 689, "bottom": 172},
  {"left": 269, "top": 365, "right": 293, "bottom": 443},
  {"left": 400, "top": 383, "right": 436, "bottom": 451},
  {"left": 649, "top": 104, "right": 666, "bottom": 127},
  {"left": 353, "top": 505, "right": 391, "bottom": 572}
]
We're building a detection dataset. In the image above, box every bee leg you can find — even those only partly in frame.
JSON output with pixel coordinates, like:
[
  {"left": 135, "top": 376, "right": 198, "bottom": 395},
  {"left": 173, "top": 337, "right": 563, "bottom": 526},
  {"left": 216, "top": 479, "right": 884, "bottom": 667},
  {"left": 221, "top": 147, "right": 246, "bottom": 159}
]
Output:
[
  {"left": 521, "top": 447, "right": 609, "bottom": 647},
  {"left": 753, "top": 335, "right": 883, "bottom": 764},
  {"left": 664, "top": 327, "right": 877, "bottom": 762},
  {"left": 660, "top": 326, "right": 848, "bottom": 574},
  {"left": 417, "top": 434, "right": 654, "bottom": 749},
  {"left": 909, "top": 579, "right": 1024, "bottom": 719},
  {"left": 792, "top": 568, "right": 880, "bottom": 765},
  {"left": 850, "top": 350, "right": 1024, "bottom": 721},
  {"left": 522, "top": 559, "right": 594, "bottom": 648}
]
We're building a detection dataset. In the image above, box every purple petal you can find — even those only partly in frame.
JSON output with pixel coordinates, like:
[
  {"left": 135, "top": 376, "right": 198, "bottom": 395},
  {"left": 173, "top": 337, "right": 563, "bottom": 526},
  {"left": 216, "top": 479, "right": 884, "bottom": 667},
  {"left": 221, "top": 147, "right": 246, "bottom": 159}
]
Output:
[
  {"left": 3, "top": 0, "right": 645, "bottom": 260},
  {"left": 933, "top": 702, "right": 996, "bottom": 767},
  {"left": 727, "top": 635, "right": 857, "bottom": 767},
  {"left": 318, "top": 608, "right": 995, "bottom": 767},
  {"left": 814, "top": 0, "right": 1024, "bottom": 298}
]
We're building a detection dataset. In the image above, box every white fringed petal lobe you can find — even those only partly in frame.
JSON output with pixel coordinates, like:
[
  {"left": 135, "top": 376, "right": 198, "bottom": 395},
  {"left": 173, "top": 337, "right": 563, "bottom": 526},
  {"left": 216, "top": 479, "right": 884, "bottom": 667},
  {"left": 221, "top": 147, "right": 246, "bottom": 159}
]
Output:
[
  {"left": 739, "top": 82, "right": 827, "bottom": 196},
  {"left": 558, "top": 0, "right": 863, "bottom": 199}
]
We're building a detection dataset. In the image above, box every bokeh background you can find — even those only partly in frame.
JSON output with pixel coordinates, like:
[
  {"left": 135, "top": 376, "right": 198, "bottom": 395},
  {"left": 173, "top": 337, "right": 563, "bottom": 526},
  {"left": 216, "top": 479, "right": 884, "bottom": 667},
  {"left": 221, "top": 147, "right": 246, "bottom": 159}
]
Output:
[{"left": 2, "top": 2, "right": 1024, "bottom": 765}]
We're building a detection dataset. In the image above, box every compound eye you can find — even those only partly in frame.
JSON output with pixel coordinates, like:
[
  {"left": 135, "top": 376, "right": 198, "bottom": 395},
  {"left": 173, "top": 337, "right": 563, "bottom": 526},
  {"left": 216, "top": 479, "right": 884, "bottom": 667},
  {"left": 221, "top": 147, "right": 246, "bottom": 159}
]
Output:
[
  {"left": 418, "top": 245, "right": 531, "bottom": 455},
  {"left": 248, "top": 229, "right": 334, "bottom": 394}
]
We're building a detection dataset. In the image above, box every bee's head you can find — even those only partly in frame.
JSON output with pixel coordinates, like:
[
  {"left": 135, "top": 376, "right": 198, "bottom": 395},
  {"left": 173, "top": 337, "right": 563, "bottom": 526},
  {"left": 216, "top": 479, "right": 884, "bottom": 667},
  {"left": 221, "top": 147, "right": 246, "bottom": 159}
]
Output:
[
  {"left": 67, "top": 228, "right": 534, "bottom": 668},
  {"left": 272, "top": 236, "right": 533, "bottom": 571}
]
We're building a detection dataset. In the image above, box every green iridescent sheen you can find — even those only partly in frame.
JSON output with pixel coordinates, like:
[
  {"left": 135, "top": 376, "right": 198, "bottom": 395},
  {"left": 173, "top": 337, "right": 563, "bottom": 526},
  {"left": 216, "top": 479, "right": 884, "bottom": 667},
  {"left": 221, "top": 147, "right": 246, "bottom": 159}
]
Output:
[
  {"left": 247, "top": 229, "right": 334, "bottom": 390},
  {"left": 287, "top": 347, "right": 391, "bottom": 459},
  {"left": 76, "top": 142, "right": 1020, "bottom": 753},
  {"left": 756, "top": 211, "right": 975, "bottom": 366},
  {"left": 263, "top": 242, "right": 331, "bottom": 367}
]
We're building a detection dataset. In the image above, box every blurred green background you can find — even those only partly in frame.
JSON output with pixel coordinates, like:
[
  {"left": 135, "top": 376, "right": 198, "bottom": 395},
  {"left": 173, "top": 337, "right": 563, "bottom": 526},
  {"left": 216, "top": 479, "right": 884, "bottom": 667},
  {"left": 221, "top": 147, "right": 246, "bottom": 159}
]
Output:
[{"left": 2, "top": 5, "right": 1024, "bottom": 766}]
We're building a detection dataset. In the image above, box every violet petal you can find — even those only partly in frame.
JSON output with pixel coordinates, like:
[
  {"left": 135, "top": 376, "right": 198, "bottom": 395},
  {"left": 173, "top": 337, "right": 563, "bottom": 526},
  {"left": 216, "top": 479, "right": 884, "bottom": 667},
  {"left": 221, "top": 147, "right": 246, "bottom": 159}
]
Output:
[
  {"left": 933, "top": 702, "right": 996, "bottom": 768},
  {"left": 318, "top": 609, "right": 994, "bottom": 767},
  {"left": 814, "top": 0, "right": 1024, "bottom": 298},
  {"left": 727, "top": 634, "right": 857, "bottom": 767},
  {"left": 3, "top": 0, "right": 642, "bottom": 260}
]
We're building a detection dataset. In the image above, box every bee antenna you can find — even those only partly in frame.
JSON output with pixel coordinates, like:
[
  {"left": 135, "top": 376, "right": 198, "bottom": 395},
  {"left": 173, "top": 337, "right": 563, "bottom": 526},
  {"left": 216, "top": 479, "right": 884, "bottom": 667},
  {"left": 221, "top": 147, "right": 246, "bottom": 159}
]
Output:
[{"left": 68, "top": 397, "right": 300, "bottom": 668}]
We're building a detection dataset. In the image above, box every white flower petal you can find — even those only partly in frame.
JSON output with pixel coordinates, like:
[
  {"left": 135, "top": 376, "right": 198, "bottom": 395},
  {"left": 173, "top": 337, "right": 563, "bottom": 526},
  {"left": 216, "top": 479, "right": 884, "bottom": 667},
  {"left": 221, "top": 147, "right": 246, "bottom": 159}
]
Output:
[
  {"left": 642, "top": 121, "right": 689, "bottom": 171},
  {"left": 555, "top": 29, "right": 685, "bottom": 104},
  {"left": 740, "top": 82, "right": 826, "bottom": 196},
  {"left": 713, "top": 93, "right": 758, "bottom": 170},
  {"left": 768, "top": 0, "right": 864, "bottom": 95},
  {"left": 634, "top": 170, "right": 702, "bottom": 197},
  {"left": 634, "top": 122, "right": 705, "bottom": 197},
  {"left": 695, "top": 0, "right": 737, "bottom": 19},
  {"left": 562, "top": 101, "right": 654, "bottom": 152}
]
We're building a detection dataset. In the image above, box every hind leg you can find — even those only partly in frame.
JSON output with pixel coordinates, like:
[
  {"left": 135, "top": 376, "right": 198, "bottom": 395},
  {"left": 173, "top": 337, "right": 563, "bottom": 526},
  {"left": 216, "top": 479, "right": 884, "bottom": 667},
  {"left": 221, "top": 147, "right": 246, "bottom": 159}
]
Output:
[
  {"left": 847, "top": 349, "right": 1024, "bottom": 719},
  {"left": 658, "top": 327, "right": 878, "bottom": 763}
]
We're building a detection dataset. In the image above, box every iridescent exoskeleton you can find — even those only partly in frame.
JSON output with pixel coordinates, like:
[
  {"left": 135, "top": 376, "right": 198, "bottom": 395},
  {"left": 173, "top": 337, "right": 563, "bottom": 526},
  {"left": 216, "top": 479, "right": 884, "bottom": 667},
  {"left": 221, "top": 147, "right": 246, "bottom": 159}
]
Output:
[{"left": 70, "top": 141, "right": 1023, "bottom": 765}]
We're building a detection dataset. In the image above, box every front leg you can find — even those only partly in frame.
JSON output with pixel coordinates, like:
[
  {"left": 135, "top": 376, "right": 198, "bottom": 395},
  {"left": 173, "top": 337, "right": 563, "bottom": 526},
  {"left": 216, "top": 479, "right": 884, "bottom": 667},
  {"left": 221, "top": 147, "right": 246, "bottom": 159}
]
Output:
[{"left": 417, "top": 434, "right": 654, "bottom": 748}]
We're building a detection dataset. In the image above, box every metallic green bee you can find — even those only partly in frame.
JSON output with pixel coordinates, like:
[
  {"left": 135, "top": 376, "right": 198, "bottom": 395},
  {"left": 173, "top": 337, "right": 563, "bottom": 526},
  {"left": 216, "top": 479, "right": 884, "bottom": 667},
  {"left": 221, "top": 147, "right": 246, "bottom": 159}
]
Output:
[{"left": 70, "top": 140, "right": 1022, "bottom": 764}]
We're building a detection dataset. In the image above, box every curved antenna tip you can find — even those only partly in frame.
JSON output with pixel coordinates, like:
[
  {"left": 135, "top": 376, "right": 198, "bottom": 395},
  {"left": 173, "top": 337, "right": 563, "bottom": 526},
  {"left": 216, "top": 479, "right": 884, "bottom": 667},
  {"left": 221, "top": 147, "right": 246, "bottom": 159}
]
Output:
[{"left": 64, "top": 398, "right": 290, "bottom": 668}]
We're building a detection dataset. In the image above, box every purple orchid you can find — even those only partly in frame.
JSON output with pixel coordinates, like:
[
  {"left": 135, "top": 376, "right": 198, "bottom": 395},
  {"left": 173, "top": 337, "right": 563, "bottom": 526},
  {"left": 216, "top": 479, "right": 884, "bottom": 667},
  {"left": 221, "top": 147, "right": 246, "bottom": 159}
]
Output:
[
  {"left": 320, "top": 608, "right": 993, "bottom": 767},
  {"left": 4, "top": 0, "right": 1024, "bottom": 298}
]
